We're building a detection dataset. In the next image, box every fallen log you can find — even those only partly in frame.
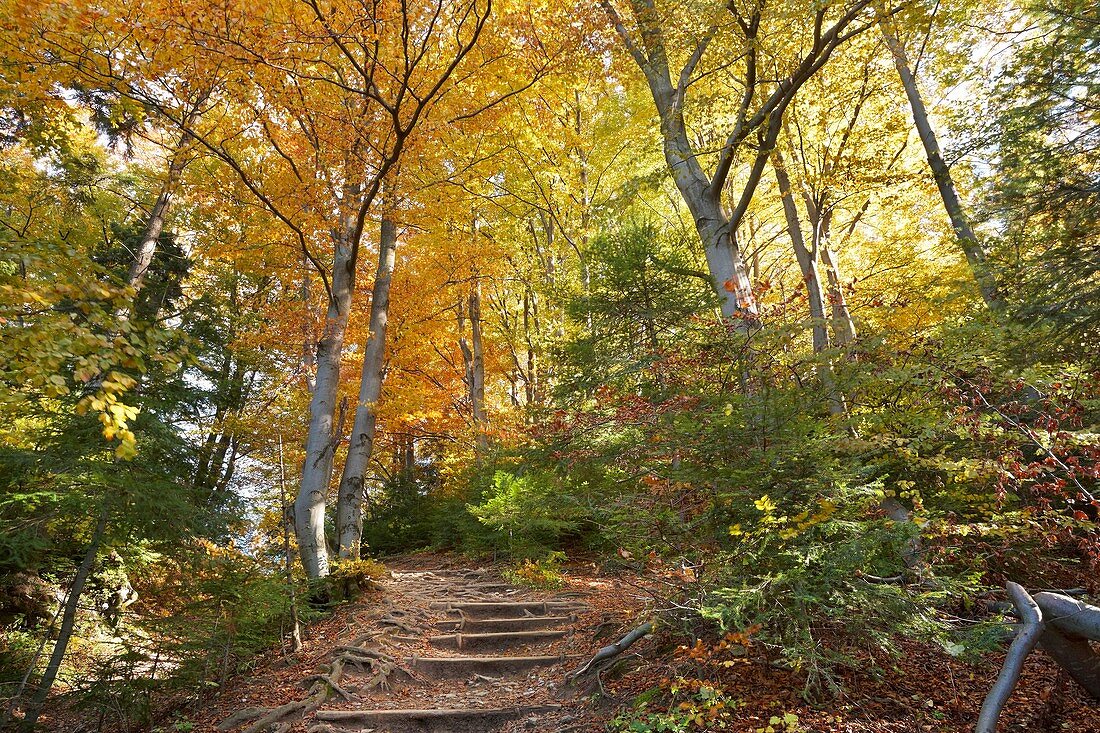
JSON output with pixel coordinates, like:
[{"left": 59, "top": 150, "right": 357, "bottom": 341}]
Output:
[
  {"left": 976, "top": 582, "right": 1044, "bottom": 733},
  {"left": 1034, "top": 591, "right": 1100, "bottom": 699},
  {"left": 976, "top": 585, "right": 1100, "bottom": 733}
]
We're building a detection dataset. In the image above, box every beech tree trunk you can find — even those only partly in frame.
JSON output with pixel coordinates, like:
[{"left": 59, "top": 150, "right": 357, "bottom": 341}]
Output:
[
  {"left": 295, "top": 219, "right": 358, "bottom": 578},
  {"left": 459, "top": 285, "right": 487, "bottom": 440},
  {"left": 773, "top": 154, "right": 850, "bottom": 417},
  {"left": 820, "top": 240, "right": 857, "bottom": 346},
  {"left": 335, "top": 215, "right": 397, "bottom": 560},
  {"left": 878, "top": 14, "right": 1000, "bottom": 309}
]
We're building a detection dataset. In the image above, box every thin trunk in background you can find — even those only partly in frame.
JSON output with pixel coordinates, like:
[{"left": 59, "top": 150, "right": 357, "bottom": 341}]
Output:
[
  {"left": 127, "top": 136, "right": 190, "bottom": 293},
  {"left": 278, "top": 434, "right": 302, "bottom": 652},
  {"left": 22, "top": 504, "right": 109, "bottom": 730},
  {"left": 772, "top": 154, "right": 846, "bottom": 416},
  {"left": 877, "top": 10, "right": 1001, "bottom": 309},
  {"left": 772, "top": 154, "right": 830, "bottom": 354},
  {"left": 335, "top": 215, "right": 398, "bottom": 560},
  {"left": 469, "top": 281, "right": 486, "bottom": 442}
]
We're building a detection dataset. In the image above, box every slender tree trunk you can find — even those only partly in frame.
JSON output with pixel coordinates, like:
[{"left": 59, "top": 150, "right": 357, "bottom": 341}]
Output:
[
  {"left": 522, "top": 289, "right": 537, "bottom": 406},
  {"left": 820, "top": 247, "right": 856, "bottom": 347},
  {"left": 277, "top": 434, "right": 302, "bottom": 652},
  {"left": 23, "top": 504, "right": 109, "bottom": 729},
  {"left": 127, "top": 137, "right": 189, "bottom": 294},
  {"left": 335, "top": 215, "right": 397, "bottom": 560},
  {"left": 877, "top": 13, "right": 1000, "bottom": 309},
  {"left": 295, "top": 225, "right": 357, "bottom": 578},
  {"left": 469, "top": 283, "right": 486, "bottom": 440},
  {"left": 772, "top": 155, "right": 846, "bottom": 416},
  {"left": 772, "top": 155, "right": 829, "bottom": 353},
  {"left": 809, "top": 201, "right": 857, "bottom": 347}
]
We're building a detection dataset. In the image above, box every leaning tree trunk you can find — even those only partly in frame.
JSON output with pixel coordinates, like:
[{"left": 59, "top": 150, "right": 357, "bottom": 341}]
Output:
[
  {"left": 127, "top": 138, "right": 189, "bottom": 294},
  {"left": 22, "top": 504, "right": 109, "bottom": 729},
  {"left": 295, "top": 223, "right": 358, "bottom": 578},
  {"left": 334, "top": 215, "right": 397, "bottom": 561},
  {"left": 772, "top": 155, "right": 830, "bottom": 354},
  {"left": 877, "top": 12, "right": 1000, "bottom": 310}
]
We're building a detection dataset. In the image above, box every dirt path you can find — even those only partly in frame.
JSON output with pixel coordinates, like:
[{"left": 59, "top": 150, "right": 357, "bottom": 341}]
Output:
[
  {"left": 307, "top": 566, "right": 591, "bottom": 732},
  {"left": 212, "top": 562, "right": 615, "bottom": 733}
]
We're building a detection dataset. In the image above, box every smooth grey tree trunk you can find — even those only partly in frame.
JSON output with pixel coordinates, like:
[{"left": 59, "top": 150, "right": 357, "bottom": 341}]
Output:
[
  {"left": 334, "top": 216, "right": 397, "bottom": 560},
  {"left": 878, "top": 14, "right": 1000, "bottom": 309},
  {"left": 820, "top": 239, "right": 857, "bottom": 346},
  {"left": 772, "top": 154, "right": 847, "bottom": 416},
  {"left": 603, "top": 2, "right": 758, "bottom": 331},
  {"left": 295, "top": 220, "right": 358, "bottom": 577},
  {"left": 459, "top": 285, "right": 487, "bottom": 443},
  {"left": 977, "top": 583, "right": 1044, "bottom": 733}
]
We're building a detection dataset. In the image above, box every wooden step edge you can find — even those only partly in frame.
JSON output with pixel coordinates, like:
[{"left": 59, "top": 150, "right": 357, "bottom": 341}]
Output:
[
  {"left": 428, "top": 600, "right": 588, "bottom": 611},
  {"left": 429, "top": 629, "right": 571, "bottom": 643},
  {"left": 407, "top": 654, "right": 583, "bottom": 664},
  {"left": 434, "top": 614, "right": 577, "bottom": 629},
  {"left": 315, "top": 704, "right": 562, "bottom": 722}
]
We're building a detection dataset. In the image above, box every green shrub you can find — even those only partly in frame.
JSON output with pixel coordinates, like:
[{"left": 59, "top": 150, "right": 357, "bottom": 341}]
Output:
[{"left": 502, "top": 551, "right": 566, "bottom": 589}]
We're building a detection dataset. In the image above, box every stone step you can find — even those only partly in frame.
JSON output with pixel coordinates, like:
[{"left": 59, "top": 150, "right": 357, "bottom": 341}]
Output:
[
  {"left": 434, "top": 614, "right": 576, "bottom": 633},
  {"left": 406, "top": 654, "right": 579, "bottom": 679},
  {"left": 428, "top": 629, "right": 570, "bottom": 651},
  {"left": 314, "top": 704, "right": 561, "bottom": 732},
  {"left": 428, "top": 600, "right": 586, "bottom": 619}
]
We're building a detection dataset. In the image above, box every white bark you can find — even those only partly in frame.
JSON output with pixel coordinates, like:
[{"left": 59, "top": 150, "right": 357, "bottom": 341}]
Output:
[
  {"left": 295, "top": 222, "right": 357, "bottom": 578},
  {"left": 335, "top": 215, "right": 397, "bottom": 560}
]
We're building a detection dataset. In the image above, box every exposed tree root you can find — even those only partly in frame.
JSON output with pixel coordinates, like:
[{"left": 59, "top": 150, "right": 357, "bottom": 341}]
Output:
[
  {"left": 566, "top": 621, "right": 653, "bottom": 683},
  {"left": 217, "top": 638, "right": 413, "bottom": 732}
]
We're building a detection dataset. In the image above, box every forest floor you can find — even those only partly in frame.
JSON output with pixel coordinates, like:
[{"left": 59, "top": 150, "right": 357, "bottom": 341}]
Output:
[{"left": 150, "top": 553, "right": 1097, "bottom": 733}]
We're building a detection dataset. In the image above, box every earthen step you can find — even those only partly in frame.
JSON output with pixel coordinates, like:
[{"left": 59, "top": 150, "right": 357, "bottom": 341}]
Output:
[
  {"left": 428, "top": 629, "right": 570, "bottom": 651},
  {"left": 429, "top": 600, "right": 586, "bottom": 618},
  {"left": 314, "top": 704, "right": 561, "bottom": 732},
  {"left": 406, "top": 654, "right": 580, "bottom": 678},
  {"left": 434, "top": 614, "right": 576, "bottom": 633}
]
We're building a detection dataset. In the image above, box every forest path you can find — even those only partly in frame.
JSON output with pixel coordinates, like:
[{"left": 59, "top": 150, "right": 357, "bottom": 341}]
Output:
[{"left": 302, "top": 565, "right": 596, "bottom": 733}]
